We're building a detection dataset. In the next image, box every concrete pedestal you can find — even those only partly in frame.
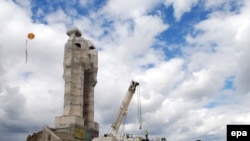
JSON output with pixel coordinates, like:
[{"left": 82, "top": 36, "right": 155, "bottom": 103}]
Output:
[{"left": 55, "top": 115, "right": 85, "bottom": 128}]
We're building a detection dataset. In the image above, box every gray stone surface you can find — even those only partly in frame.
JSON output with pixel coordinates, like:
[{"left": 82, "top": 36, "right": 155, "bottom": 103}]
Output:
[
  {"left": 55, "top": 115, "right": 85, "bottom": 128},
  {"left": 55, "top": 26, "right": 99, "bottom": 131},
  {"left": 83, "top": 40, "right": 98, "bottom": 124},
  {"left": 62, "top": 26, "right": 98, "bottom": 120}
]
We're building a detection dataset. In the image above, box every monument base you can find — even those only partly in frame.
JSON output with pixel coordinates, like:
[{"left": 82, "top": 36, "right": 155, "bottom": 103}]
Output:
[
  {"left": 55, "top": 115, "right": 85, "bottom": 128},
  {"left": 27, "top": 124, "right": 99, "bottom": 141}
]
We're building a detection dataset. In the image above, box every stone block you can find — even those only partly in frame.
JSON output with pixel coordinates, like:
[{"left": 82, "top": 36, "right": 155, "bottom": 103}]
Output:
[
  {"left": 85, "top": 121, "right": 99, "bottom": 131},
  {"left": 71, "top": 62, "right": 82, "bottom": 70},
  {"left": 69, "top": 105, "right": 83, "bottom": 116},
  {"left": 64, "top": 82, "right": 72, "bottom": 94},
  {"left": 55, "top": 115, "right": 85, "bottom": 128},
  {"left": 71, "top": 73, "right": 83, "bottom": 84},
  {"left": 63, "top": 69, "right": 72, "bottom": 82},
  {"left": 65, "top": 42, "right": 73, "bottom": 49},
  {"left": 63, "top": 106, "right": 70, "bottom": 115},
  {"left": 64, "top": 54, "right": 72, "bottom": 67},
  {"left": 64, "top": 94, "right": 83, "bottom": 105},
  {"left": 72, "top": 53, "right": 82, "bottom": 63},
  {"left": 71, "top": 85, "right": 82, "bottom": 96}
]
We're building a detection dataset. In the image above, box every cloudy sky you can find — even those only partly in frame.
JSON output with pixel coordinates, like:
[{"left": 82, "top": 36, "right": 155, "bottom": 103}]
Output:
[{"left": 0, "top": 0, "right": 250, "bottom": 141}]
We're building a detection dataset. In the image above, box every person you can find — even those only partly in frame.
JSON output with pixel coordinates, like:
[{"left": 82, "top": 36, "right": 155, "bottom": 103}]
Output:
[{"left": 145, "top": 130, "right": 148, "bottom": 140}]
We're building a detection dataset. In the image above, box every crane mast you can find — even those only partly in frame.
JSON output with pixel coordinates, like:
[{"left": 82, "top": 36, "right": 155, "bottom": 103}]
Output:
[{"left": 110, "top": 80, "right": 139, "bottom": 136}]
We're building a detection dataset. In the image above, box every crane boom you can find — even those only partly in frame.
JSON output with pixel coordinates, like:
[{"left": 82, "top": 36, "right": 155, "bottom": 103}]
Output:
[{"left": 111, "top": 80, "right": 139, "bottom": 136}]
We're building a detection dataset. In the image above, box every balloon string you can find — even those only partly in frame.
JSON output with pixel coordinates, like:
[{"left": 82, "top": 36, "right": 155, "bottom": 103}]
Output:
[{"left": 25, "top": 39, "right": 28, "bottom": 64}]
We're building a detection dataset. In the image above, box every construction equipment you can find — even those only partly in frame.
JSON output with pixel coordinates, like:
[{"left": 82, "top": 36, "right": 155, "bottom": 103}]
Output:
[{"left": 92, "top": 80, "right": 139, "bottom": 141}]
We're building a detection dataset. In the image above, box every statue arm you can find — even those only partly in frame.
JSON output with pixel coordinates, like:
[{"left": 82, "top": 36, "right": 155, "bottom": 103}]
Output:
[{"left": 89, "top": 49, "right": 98, "bottom": 86}]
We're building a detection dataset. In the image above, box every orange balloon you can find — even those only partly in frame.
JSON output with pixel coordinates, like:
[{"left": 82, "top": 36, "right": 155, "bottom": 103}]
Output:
[{"left": 27, "top": 33, "right": 35, "bottom": 39}]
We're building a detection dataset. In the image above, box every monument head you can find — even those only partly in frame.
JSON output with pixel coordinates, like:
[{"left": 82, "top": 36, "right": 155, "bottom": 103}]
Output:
[{"left": 66, "top": 26, "right": 82, "bottom": 37}]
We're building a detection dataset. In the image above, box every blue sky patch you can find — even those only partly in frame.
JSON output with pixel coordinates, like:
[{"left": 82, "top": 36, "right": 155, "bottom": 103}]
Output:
[
  {"left": 22, "top": 72, "right": 32, "bottom": 79},
  {"left": 204, "top": 101, "right": 218, "bottom": 108},
  {"left": 149, "top": 2, "right": 211, "bottom": 60},
  {"left": 157, "top": 2, "right": 210, "bottom": 45},
  {"left": 222, "top": 76, "right": 235, "bottom": 90},
  {"left": 140, "top": 63, "right": 155, "bottom": 70}
]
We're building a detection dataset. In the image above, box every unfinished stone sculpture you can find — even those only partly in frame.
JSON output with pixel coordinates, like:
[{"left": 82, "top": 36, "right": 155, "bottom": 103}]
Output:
[
  {"left": 27, "top": 26, "right": 99, "bottom": 141},
  {"left": 55, "top": 26, "right": 98, "bottom": 129}
]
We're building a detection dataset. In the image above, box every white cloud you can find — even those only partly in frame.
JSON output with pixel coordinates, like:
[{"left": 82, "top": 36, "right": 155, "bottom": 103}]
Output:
[
  {"left": 12, "top": 0, "right": 30, "bottom": 8},
  {"left": 185, "top": 1, "right": 250, "bottom": 97},
  {"left": 103, "top": 0, "right": 161, "bottom": 19},
  {"left": 164, "top": 0, "right": 198, "bottom": 21},
  {"left": 1, "top": 0, "right": 250, "bottom": 141},
  {"left": 0, "top": 1, "right": 66, "bottom": 139}
]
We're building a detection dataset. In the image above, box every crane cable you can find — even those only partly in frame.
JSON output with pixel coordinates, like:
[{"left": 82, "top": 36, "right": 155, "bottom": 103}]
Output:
[{"left": 137, "top": 85, "right": 142, "bottom": 129}]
